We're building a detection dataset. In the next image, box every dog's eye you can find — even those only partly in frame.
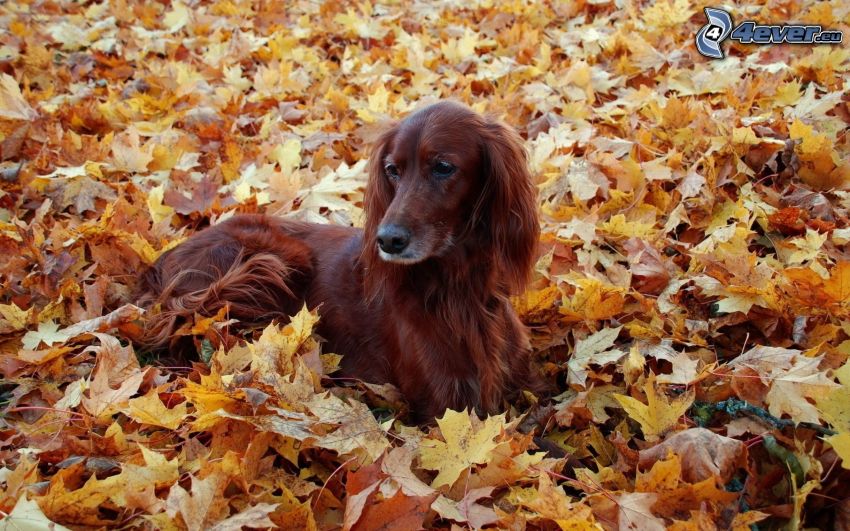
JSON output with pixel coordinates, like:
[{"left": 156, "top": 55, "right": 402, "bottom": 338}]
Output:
[
  {"left": 384, "top": 163, "right": 400, "bottom": 180},
  {"left": 432, "top": 161, "right": 456, "bottom": 179}
]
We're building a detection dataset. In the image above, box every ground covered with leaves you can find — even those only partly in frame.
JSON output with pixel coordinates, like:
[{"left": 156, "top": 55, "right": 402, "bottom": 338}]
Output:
[{"left": 0, "top": 0, "right": 849, "bottom": 529}]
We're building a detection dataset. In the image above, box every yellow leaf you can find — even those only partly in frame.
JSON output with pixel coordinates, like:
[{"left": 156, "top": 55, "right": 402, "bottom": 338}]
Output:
[
  {"left": 419, "top": 409, "right": 504, "bottom": 488},
  {"left": 333, "top": 7, "right": 387, "bottom": 40},
  {"left": 559, "top": 278, "right": 626, "bottom": 322},
  {"left": 21, "top": 320, "right": 71, "bottom": 350},
  {"left": 643, "top": 0, "right": 693, "bottom": 28},
  {"left": 732, "top": 127, "right": 761, "bottom": 145},
  {"left": 636, "top": 451, "right": 681, "bottom": 491},
  {"left": 523, "top": 473, "right": 599, "bottom": 529},
  {"left": 789, "top": 119, "right": 831, "bottom": 156},
  {"left": 825, "top": 431, "right": 850, "bottom": 469},
  {"left": 146, "top": 184, "right": 175, "bottom": 225},
  {"left": 511, "top": 285, "right": 561, "bottom": 322},
  {"left": 824, "top": 261, "right": 850, "bottom": 303},
  {"left": 778, "top": 229, "right": 827, "bottom": 265},
  {"left": 598, "top": 214, "right": 656, "bottom": 239},
  {"left": 816, "top": 360, "right": 850, "bottom": 430},
  {"left": 730, "top": 511, "right": 769, "bottom": 531},
  {"left": 125, "top": 390, "right": 187, "bottom": 430},
  {"left": 271, "top": 138, "right": 302, "bottom": 174},
  {"left": 774, "top": 79, "right": 802, "bottom": 106},
  {"left": 122, "top": 231, "right": 161, "bottom": 264},
  {"left": 182, "top": 377, "right": 240, "bottom": 417},
  {"left": 163, "top": 0, "right": 191, "bottom": 32},
  {"left": 250, "top": 305, "right": 319, "bottom": 383},
  {"left": 0, "top": 495, "right": 71, "bottom": 531},
  {"left": 714, "top": 291, "right": 763, "bottom": 315},
  {"left": 441, "top": 27, "right": 481, "bottom": 63},
  {"left": 0, "top": 303, "right": 30, "bottom": 334},
  {"left": 614, "top": 373, "right": 694, "bottom": 442}
]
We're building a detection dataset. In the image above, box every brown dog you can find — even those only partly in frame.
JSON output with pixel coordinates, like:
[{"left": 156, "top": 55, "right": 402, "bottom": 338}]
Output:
[{"left": 138, "top": 101, "right": 542, "bottom": 421}]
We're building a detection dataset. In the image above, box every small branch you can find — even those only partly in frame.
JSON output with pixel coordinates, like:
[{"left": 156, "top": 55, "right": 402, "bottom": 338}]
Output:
[{"left": 692, "top": 398, "right": 836, "bottom": 436}]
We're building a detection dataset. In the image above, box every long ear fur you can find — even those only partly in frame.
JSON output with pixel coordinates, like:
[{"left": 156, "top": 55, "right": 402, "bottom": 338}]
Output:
[
  {"left": 361, "top": 125, "right": 397, "bottom": 272},
  {"left": 480, "top": 119, "right": 539, "bottom": 294}
]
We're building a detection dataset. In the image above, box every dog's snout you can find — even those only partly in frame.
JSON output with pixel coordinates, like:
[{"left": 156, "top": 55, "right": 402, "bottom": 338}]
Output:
[{"left": 376, "top": 224, "right": 411, "bottom": 255}]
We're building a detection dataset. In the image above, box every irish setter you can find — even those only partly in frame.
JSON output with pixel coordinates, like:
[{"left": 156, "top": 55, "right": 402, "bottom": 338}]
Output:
[{"left": 138, "top": 101, "right": 542, "bottom": 421}]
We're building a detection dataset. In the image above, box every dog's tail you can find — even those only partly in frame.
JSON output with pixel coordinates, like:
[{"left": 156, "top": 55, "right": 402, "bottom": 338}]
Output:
[{"left": 135, "top": 216, "right": 313, "bottom": 354}]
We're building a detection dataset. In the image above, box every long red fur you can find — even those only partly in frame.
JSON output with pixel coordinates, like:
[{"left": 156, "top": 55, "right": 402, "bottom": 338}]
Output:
[{"left": 137, "top": 101, "right": 542, "bottom": 421}]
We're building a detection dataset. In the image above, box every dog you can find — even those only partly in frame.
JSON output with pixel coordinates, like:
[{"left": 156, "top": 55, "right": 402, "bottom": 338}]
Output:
[{"left": 138, "top": 101, "right": 542, "bottom": 421}]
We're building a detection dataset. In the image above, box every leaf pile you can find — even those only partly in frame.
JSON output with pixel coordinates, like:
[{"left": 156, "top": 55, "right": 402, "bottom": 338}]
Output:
[{"left": 1, "top": 0, "right": 850, "bottom": 529}]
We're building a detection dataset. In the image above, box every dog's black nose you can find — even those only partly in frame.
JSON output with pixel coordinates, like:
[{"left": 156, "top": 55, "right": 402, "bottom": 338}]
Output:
[{"left": 376, "top": 224, "right": 411, "bottom": 254}]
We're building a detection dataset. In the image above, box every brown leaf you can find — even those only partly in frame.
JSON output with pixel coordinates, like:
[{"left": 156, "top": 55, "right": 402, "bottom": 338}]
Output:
[
  {"left": 638, "top": 428, "right": 748, "bottom": 484},
  {"left": 350, "top": 489, "right": 435, "bottom": 531},
  {"left": 166, "top": 472, "right": 230, "bottom": 531},
  {"left": 164, "top": 174, "right": 222, "bottom": 215}
]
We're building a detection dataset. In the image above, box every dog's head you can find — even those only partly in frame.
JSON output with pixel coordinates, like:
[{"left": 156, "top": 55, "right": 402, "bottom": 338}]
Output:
[{"left": 363, "top": 101, "right": 539, "bottom": 292}]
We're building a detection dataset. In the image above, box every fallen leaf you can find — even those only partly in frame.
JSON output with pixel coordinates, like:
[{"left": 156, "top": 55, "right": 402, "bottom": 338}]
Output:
[
  {"left": 614, "top": 373, "right": 694, "bottom": 442},
  {"left": 419, "top": 409, "right": 504, "bottom": 488}
]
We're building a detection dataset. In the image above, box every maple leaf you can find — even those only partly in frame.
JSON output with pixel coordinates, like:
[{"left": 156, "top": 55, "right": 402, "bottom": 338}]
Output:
[
  {"left": 297, "top": 160, "right": 367, "bottom": 214},
  {"left": 60, "top": 304, "right": 144, "bottom": 339},
  {"left": 347, "top": 489, "right": 434, "bottom": 531},
  {"left": 566, "top": 326, "right": 624, "bottom": 387},
  {"left": 4, "top": 0, "right": 850, "bottom": 527},
  {"left": 0, "top": 73, "right": 38, "bottom": 120},
  {"left": 559, "top": 278, "right": 626, "bottom": 322},
  {"left": 419, "top": 409, "right": 504, "bottom": 488},
  {"left": 306, "top": 392, "right": 390, "bottom": 463},
  {"left": 523, "top": 473, "right": 598, "bottom": 529},
  {"left": 21, "top": 320, "right": 71, "bottom": 350},
  {"left": 208, "top": 504, "right": 278, "bottom": 531},
  {"left": 146, "top": 183, "right": 175, "bottom": 224},
  {"left": 110, "top": 127, "right": 154, "bottom": 172},
  {"left": 0, "top": 495, "right": 71, "bottom": 531},
  {"left": 825, "top": 431, "right": 850, "bottom": 470},
  {"left": 81, "top": 366, "right": 146, "bottom": 420},
  {"left": 110, "top": 445, "right": 179, "bottom": 511},
  {"left": 638, "top": 428, "right": 747, "bottom": 484},
  {"left": 817, "top": 360, "right": 850, "bottom": 430},
  {"left": 163, "top": 174, "right": 221, "bottom": 215},
  {"left": 250, "top": 305, "right": 319, "bottom": 382},
  {"left": 635, "top": 451, "right": 741, "bottom": 521},
  {"left": 46, "top": 174, "right": 117, "bottom": 213},
  {"left": 37, "top": 470, "right": 124, "bottom": 526},
  {"left": 651, "top": 350, "right": 701, "bottom": 386},
  {"left": 589, "top": 491, "right": 665, "bottom": 531},
  {"left": 730, "top": 345, "right": 839, "bottom": 424},
  {"left": 0, "top": 302, "right": 30, "bottom": 334},
  {"left": 166, "top": 472, "right": 230, "bottom": 531},
  {"left": 436, "top": 487, "right": 499, "bottom": 529},
  {"left": 124, "top": 390, "right": 187, "bottom": 430},
  {"left": 271, "top": 138, "right": 302, "bottom": 174},
  {"left": 614, "top": 373, "right": 694, "bottom": 442},
  {"left": 162, "top": 1, "right": 191, "bottom": 32}
]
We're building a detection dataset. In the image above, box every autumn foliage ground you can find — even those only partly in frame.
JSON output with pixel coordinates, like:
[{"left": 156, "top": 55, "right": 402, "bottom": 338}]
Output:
[{"left": 1, "top": 0, "right": 849, "bottom": 529}]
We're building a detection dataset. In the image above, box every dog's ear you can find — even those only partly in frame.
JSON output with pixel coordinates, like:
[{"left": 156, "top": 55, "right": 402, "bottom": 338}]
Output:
[
  {"left": 480, "top": 119, "right": 539, "bottom": 293},
  {"left": 362, "top": 124, "right": 397, "bottom": 267}
]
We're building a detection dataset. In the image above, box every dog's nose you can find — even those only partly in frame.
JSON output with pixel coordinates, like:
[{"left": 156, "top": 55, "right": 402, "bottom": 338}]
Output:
[{"left": 376, "top": 224, "right": 411, "bottom": 254}]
